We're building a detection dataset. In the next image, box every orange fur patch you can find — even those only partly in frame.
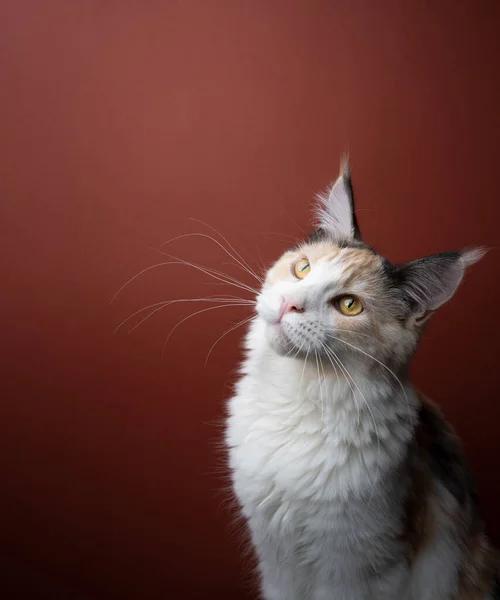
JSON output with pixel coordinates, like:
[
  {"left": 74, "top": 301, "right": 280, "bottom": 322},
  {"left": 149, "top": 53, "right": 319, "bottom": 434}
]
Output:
[
  {"left": 402, "top": 409, "right": 437, "bottom": 565},
  {"left": 456, "top": 531, "right": 498, "bottom": 599},
  {"left": 265, "top": 250, "right": 300, "bottom": 284},
  {"left": 265, "top": 242, "right": 381, "bottom": 289},
  {"left": 339, "top": 249, "right": 382, "bottom": 289}
]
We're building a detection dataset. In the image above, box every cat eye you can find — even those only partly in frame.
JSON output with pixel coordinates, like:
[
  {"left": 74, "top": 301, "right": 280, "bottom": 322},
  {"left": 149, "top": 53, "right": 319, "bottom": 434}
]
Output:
[
  {"left": 293, "top": 258, "right": 311, "bottom": 279},
  {"left": 334, "top": 295, "right": 363, "bottom": 316}
]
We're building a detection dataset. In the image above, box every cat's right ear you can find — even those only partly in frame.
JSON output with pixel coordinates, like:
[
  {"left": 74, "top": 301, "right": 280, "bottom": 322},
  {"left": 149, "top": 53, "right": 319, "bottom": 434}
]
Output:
[{"left": 314, "top": 157, "right": 361, "bottom": 241}]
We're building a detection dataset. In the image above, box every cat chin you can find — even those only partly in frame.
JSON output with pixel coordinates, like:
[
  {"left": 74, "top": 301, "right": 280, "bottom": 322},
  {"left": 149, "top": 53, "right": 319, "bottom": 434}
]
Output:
[
  {"left": 264, "top": 323, "right": 306, "bottom": 357},
  {"left": 264, "top": 323, "right": 294, "bottom": 355}
]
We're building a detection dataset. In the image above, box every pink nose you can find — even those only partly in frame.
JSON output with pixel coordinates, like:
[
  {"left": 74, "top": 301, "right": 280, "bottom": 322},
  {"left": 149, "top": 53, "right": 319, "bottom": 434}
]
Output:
[{"left": 278, "top": 298, "right": 304, "bottom": 322}]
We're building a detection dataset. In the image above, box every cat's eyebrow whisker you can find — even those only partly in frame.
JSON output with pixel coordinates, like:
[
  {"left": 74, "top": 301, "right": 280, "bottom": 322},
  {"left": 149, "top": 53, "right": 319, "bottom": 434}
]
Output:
[
  {"left": 205, "top": 315, "right": 256, "bottom": 366},
  {"left": 188, "top": 218, "right": 265, "bottom": 284},
  {"left": 162, "top": 303, "right": 250, "bottom": 358},
  {"left": 114, "top": 297, "right": 254, "bottom": 335},
  {"left": 153, "top": 248, "right": 260, "bottom": 296}
]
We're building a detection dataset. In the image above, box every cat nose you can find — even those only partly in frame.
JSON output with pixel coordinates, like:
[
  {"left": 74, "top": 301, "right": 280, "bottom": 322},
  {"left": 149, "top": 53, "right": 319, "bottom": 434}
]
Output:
[{"left": 278, "top": 298, "right": 305, "bottom": 322}]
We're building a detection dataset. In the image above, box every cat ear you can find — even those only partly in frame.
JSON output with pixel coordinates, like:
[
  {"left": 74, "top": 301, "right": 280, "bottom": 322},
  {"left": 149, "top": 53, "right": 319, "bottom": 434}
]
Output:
[
  {"left": 315, "top": 156, "right": 361, "bottom": 241},
  {"left": 396, "top": 248, "right": 486, "bottom": 318}
]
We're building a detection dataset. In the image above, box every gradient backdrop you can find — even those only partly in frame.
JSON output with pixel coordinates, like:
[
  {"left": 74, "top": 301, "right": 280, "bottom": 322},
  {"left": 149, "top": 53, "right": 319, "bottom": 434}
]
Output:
[{"left": 2, "top": 1, "right": 500, "bottom": 598}]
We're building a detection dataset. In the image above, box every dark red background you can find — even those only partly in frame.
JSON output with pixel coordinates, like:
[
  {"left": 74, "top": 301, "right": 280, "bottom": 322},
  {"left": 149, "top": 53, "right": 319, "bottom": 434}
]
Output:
[{"left": 1, "top": 1, "right": 500, "bottom": 598}]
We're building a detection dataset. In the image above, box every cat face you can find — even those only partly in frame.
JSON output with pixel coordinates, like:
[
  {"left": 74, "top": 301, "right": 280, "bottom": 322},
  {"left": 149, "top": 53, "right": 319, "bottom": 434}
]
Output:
[{"left": 255, "top": 158, "right": 484, "bottom": 370}]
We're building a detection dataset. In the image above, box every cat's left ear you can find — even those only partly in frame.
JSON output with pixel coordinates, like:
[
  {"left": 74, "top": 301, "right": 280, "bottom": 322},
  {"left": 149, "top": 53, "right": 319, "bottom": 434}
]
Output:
[
  {"left": 395, "top": 248, "right": 486, "bottom": 322},
  {"left": 315, "top": 156, "right": 362, "bottom": 241}
]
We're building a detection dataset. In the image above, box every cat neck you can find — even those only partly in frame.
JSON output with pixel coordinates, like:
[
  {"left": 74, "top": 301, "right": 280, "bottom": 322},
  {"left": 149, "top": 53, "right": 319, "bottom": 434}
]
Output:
[
  {"left": 243, "top": 319, "right": 417, "bottom": 417},
  {"left": 234, "top": 320, "right": 420, "bottom": 500},
  {"left": 241, "top": 319, "right": 419, "bottom": 451}
]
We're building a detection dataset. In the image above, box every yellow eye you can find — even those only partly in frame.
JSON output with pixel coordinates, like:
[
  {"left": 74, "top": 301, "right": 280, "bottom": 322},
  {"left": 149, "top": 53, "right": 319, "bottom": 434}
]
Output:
[
  {"left": 336, "top": 295, "right": 363, "bottom": 316},
  {"left": 293, "top": 258, "right": 311, "bottom": 279}
]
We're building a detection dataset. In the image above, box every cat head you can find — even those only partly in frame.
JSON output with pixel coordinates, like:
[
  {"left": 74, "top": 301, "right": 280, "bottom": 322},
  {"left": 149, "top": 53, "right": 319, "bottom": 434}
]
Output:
[{"left": 255, "top": 158, "right": 484, "bottom": 371}]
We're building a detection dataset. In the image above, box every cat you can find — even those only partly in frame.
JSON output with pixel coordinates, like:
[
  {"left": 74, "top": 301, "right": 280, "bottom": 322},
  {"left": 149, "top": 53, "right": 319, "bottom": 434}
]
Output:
[{"left": 225, "top": 158, "right": 498, "bottom": 599}]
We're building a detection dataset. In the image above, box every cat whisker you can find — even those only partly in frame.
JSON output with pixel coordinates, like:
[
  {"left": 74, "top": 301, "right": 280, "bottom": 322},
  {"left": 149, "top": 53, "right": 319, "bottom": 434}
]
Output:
[
  {"left": 328, "top": 328, "right": 374, "bottom": 340},
  {"left": 298, "top": 346, "right": 310, "bottom": 398},
  {"left": 114, "top": 300, "right": 171, "bottom": 334},
  {"left": 322, "top": 343, "right": 380, "bottom": 505},
  {"left": 282, "top": 337, "right": 305, "bottom": 360},
  {"left": 120, "top": 297, "right": 254, "bottom": 335},
  {"left": 111, "top": 249, "right": 259, "bottom": 306},
  {"left": 110, "top": 261, "right": 181, "bottom": 304},
  {"left": 189, "top": 218, "right": 265, "bottom": 284},
  {"left": 314, "top": 349, "right": 326, "bottom": 424},
  {"left": 253, "top": 243, "right": 268, "bottom": 274},
  {"left": 160, "top": 229, "right": 264, "bottom": 285},
  {"left": 319, "top": 341, "right": 361, "bottom": 431},
  {"left": 325, "top": 334, "right": 412, "bottom": 422},
  {"left": 205, "top": 315, "right": 256, "bottom": 365},
  {"left": 162, "top": 303, "right": 249, "bottom": 359},
  {"left": 318, "top": 338, "right": 341, "bottom": 389},
  {"left": 153, "top": 248, "right": 260, "bottom": 296}
]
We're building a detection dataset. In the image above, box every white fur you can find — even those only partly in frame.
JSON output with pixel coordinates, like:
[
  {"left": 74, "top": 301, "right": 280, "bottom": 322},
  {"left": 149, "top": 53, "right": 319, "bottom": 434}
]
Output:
[
  {"left": 226, "top": 316, "right": 412, "bottom": 599},
  {"left": 226, "top": 316, "right": 482, "bottom": 599}
]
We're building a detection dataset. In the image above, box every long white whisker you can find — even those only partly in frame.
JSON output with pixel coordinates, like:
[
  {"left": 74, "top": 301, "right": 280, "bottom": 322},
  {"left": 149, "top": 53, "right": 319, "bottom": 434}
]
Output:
[
  {"left": 162, "top": 303, "right": 247, "bottom": 358},
  {"left": 115, "top": 300, "right": 170, "bottom": 334},
  {"left": 282, "top": 337, "right": 306, "bottom": 360},
  {"left": 128, "top": 297, "right": 253, "bottom": 334},
  {"left": 205, "top": 315, "right": 256, "bottom": 365},
  {"left": 114, "top": 297, "right": 253, "bottom": 334},
  {"left": 314, "top": 349, "right": 325, "bottom": 424},
  {"left": 318, "top": 339, "right": 340, "bottom": 384},
  {"left": 153, "top": 248, "right": 259, "bottom": 296},
  {"left": 110, "top": 261, "right": 179, "bottom": 304},
  {"left": 189, "top": 218, "right": 264, "bottom": 284},
  {"left": 158, "top": 231, "right": 263, "bottom": 285},
  {"left": 320, "top": 342, "right": 360, "bottom": 430},
  {"left": 299, "top": 347, "right": 310, "bottom": 397},
  {"left": 323, "top": 346, "right": 381, "bottom": 512},
  {"left": 328, "top": 328, "right": 373, "bottom": 340},
  {"left": 325, "top": 334, "right": 410, "bottom": 420}
]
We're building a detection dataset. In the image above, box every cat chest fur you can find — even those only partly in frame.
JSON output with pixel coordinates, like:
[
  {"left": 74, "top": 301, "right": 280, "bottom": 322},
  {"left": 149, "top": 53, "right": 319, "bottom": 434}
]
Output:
[{"left": 227, "top": 358, "right": 415, "bottom": 576}]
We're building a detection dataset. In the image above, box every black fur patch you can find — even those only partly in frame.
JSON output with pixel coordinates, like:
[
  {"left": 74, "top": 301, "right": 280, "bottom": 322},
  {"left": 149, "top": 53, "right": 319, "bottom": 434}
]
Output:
[
  {"left": 492, "top": 572, "right": 500, "bottom": 599},
  {"left": 386, "top": 252, "right": 462, "bottom": 313},
  {"left": 418, "top": 401, "right": 478, "bottom": 508},
  {"left": 341, "top": 170, "right": 362, "bottom": 241}
]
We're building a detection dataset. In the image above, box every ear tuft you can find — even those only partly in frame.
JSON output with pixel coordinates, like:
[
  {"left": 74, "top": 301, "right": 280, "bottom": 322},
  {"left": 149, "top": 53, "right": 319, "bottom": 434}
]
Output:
[
  {"left": 314, "top": 155, "right": 361, "bottom": 241},
  {"left": 460, "top": 246, "right": 487, "bottom": 266},
  {"left": 340, "top": 153, "right": 351, "bottom": 179}
]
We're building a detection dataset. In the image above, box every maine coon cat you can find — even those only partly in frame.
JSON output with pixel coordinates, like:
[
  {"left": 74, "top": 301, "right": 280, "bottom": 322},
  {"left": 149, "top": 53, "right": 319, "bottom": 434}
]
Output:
[{"left": 225, "top": 159, "right": 497, "bottom": 599}]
